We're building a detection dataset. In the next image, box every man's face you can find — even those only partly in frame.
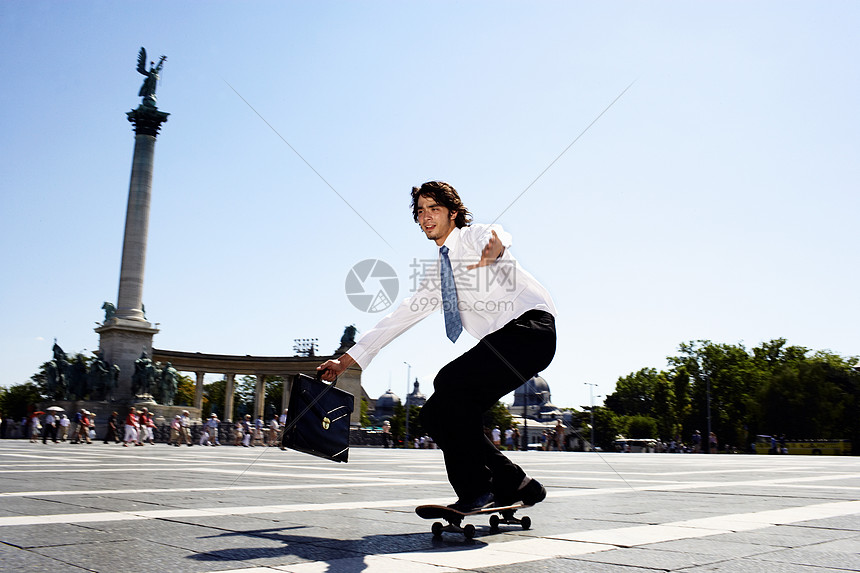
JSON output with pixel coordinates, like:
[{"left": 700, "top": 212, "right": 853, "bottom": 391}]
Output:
[{"left": 416, "top": 194, "right": 457, "bottom": 246}]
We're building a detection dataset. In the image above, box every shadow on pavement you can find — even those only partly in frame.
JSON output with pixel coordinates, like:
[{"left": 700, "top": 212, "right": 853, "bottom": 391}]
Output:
[{"left": 187, "top": 525, "right": 488, "bottom": 570}]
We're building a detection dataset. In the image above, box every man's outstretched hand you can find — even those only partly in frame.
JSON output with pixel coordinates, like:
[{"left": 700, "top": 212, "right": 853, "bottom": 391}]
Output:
[
  {"left": 467, "top": 229, "right": 505, "bottom": 270},
  {"left": 317, "top": 354, "right": 355, "bottom": 382}
]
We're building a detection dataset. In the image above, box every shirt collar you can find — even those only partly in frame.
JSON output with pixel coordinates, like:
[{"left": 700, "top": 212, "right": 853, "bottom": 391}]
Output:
[{"left": 440, "top": 226, "right": 462, "bottom": 253}]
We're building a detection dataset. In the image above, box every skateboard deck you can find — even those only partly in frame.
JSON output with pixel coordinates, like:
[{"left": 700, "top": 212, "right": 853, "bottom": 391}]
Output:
[{"left": 415, "top": 502, "right": 532, "bottom": 539}]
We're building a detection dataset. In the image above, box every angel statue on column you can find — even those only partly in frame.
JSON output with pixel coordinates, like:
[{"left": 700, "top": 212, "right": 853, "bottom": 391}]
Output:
[{"left": 137, "top": 47, "right": 167, "bottom": 106}]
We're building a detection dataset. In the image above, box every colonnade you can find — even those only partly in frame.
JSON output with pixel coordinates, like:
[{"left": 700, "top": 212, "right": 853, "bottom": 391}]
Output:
[
  {"left": 188, "top": 372, "right": 290, "bottom": 423},
  {"left": 151, "top": 348, "right": 364, "bottom": 426}
]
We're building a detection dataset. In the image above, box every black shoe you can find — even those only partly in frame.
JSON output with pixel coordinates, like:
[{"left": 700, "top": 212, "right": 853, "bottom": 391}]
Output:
[
  {"left": 496, "top": 478, "right": 546, "bottom": 507},
  {"left": 447, "top": 492, "right": 494, "bottom": 513}
]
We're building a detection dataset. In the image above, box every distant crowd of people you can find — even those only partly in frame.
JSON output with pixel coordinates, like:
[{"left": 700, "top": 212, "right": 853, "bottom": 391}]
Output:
[
  {"left": 0, "top": 409, "right": 98, "bottom": 444},
  {"left": 486, "top": 419, "right": 568, "bottom": 451},
  {"left": 0, "top": 408, "right": 291, "bottom": 448},
  {"left": 0, "top": 411, "right": 755, "bottom": 455},
  {"left": 620, "top": 430, "right": 731, "bottom": 454},
  {"left": 230, "top": 410, "right": 287, "bottom": 447}
]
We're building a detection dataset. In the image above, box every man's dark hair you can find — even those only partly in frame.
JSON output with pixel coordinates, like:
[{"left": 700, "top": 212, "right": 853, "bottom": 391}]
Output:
[{"left": 410, "top": 181, "right": 473, "bottom": 228}]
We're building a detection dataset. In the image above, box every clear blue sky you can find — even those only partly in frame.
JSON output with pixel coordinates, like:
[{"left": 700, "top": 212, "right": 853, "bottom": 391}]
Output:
[{"left": 1, "top": 1, "right": 858, "bottom": 411}]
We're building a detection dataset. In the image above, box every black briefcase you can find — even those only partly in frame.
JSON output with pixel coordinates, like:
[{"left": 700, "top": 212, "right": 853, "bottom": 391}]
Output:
[{"left": 282, "top": 373, "right": 354, "bottom": 463}]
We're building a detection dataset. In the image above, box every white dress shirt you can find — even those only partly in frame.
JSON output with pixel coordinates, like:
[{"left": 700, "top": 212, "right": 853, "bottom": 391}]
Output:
[{"left": 349, "top": 224, "right": 556, "bottom": 369}]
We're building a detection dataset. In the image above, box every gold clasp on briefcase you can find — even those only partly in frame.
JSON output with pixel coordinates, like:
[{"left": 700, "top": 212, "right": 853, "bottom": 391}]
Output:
[{"left": 322, "top": 417, "right": 331, "bottom": 430}]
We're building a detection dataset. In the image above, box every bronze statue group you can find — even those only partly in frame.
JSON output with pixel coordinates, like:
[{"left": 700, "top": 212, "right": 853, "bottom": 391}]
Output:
[{"left": 44, "top": 342, "right": 179, "bottom": 406}]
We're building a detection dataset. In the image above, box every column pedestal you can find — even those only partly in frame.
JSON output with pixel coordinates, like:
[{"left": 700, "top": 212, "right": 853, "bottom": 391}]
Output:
[{"left": 95, "top": 318, "right": 159, "bottom": 401}]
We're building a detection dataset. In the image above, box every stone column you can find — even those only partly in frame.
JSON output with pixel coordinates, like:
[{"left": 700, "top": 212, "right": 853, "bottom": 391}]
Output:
[
  {"left": 254, "top": 375, "right": 266, "bottom": 420},
  {"left": 115, "top": 105, "right": 168, "bottom": 321},
  {"left": 95, "top": 103, "right": 169, "bottom": 400},
  {"left": 193, "top": 371, "right": 205, "bottom": 412},
  {"left": 281, "top": 375, "right": 291, "bottom": 416},
  {"left": 224, "top": 373, "right": 235, "bottom": 422}
]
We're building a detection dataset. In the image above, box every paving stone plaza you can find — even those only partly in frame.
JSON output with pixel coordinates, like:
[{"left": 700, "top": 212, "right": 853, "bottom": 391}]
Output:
[{"left": 0, "top": 442, "right": 858, "bottom": 572}]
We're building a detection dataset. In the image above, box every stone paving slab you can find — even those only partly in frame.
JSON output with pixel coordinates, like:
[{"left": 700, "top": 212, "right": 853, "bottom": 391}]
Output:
[
  {"left": 478, "top": 560, "right": 662, "bottom": 573},
  {"left": 677, "top": 558, "right": 855, "bottom": 573},
  {"left": 0, "top": 522, "right": 131, "bottom": 548},
  {"left": 0, "top": 541, "right": 92, "bottom": 572},
  {"left": 29, "top": 539, "right": 206, "bottom": 573},
  {"left": 752, "top": 539, "right": 860, "bottom": 571},
  {"left": 569, "top": 546, "right": 734, "bottom": 570},
  {"left": 0, "top": 441, "right": 858, "bottom": 572},
  {"left": 797, "top": 515, "right": 860, "bottom": 531},
  {"left": 711, "top": 523, "right": 859, "bottom": 547}
]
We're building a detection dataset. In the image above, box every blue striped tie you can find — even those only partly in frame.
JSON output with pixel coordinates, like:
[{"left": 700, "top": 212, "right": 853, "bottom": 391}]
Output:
[{"left": 440, "top": 246, "right": 462, "bottom": 343}]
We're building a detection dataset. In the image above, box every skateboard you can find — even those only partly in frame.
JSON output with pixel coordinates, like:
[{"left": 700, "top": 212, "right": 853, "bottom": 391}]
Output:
[{"left": 415, "top": 502, "right": 532, "bottom": 539}]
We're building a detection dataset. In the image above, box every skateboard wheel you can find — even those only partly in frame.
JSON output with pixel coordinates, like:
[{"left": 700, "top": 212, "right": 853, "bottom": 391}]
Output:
[
  {"left": 431, "top": 522, "right": 443, "bottom": 537},
  {"left": 520, "top": 516, "right": 531, "bottom": 530},
  {"left": 463, "top": 524, "right": 476, "bottom": 539},
  {"left": 489, "top": 514, "right": 500, "bottom": 530}
]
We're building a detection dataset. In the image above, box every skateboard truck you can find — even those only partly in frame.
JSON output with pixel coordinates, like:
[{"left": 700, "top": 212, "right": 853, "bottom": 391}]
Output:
[
  {"left": 416, "top": 503, "right": 532, "bottom": 539},
  {"left": 488, "top": 507, "right": 531, "bottom": 532}
]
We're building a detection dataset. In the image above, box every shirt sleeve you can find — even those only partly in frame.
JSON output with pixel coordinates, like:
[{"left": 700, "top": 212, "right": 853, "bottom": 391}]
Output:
[
  {"left": 347, "top": 270, "right": 439, "bottom": 370},
  {"left": 466, "top": 224, "right": 518, "bottom": 290},
  {"left": 467, "top": 223, "right": 512, "bottom": 251}
]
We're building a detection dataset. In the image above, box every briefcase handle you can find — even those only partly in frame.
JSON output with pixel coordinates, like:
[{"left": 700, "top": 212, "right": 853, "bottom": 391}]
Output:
[{"left": 315, "top": 367, "right": 338, "bottom": 387}]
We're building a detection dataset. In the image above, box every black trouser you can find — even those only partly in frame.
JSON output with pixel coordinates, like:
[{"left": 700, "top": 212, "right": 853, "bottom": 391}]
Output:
[
  {"left": 42, "top": 423, "right": 57, "bottom": 443},
  {"left": 104, "top": 426, "right": 119, "bottom": 443},
  {"left": 420, "top": 310, "right": 556, "bottom": 501}
]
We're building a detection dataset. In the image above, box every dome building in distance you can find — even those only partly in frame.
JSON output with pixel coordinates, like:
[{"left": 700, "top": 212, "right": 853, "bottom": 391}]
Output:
[
  {"left": 405, "top": 378, "right": 426, "bottom": 408},
  {"left": 374, "top": 389, "right": 401, "bottom": 422},
  {"left": 511, "top": 375, "right": 562, "bottom": 421}
]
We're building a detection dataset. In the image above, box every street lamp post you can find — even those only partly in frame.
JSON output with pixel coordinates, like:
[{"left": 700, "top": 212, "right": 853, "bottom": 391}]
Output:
[
  {"left": 585, "top": 383, "right": 598, "bottom": 452},
  {"left": 404, "top": 361, "right": 411, "bottom": 448},
  {"left": 706, "top": 376, "right": 712, "bottom": 454},
  {"left": 522, "top": 379, "right": 529, "bottom": 451},
  {"left": 520, "top": 378, "right": 543, "bottom": 451}
]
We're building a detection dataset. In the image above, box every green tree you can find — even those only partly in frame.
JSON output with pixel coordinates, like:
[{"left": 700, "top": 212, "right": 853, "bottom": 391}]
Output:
[
  {"left": 204, "top": 378, "right": 227, "bottom": 418},
  {"left": 652, "top": 373, "right": 675, "bottom": 440},
  {"left": 360, "top": 397, "right": 371, "bottom": 427},
  {"left": 627, "top": 415, "right": 658, "bottom": 439},
  {"left": 203, "top": 375, "right": 277, "bottom": 420},
  {"left": 604, "top": 368, "right": 677, "bottom": 441},
  {"left": 669, "top": 340, "right": 759, "bottom": 451},
  {"left": 564, "top": 408, "right": 591, "bottom": 450},
  {"left": 231, "top": 375, "right": 258, "bottom": 417},
  {"left": 407, "top": 404, "right": 423, "bottom": 440},
  {"left": 670, "top": 366, "right": 692, "bottom": 440},
  {"left": 264, "top": 376, "right": 284, "bottom": 420},
  {"left": 0, "top": 382, "right": 44, "bottom": 419},
  {"left": 30, "top": 362, "right": 53, "bottom": 398},
  {"left": 482, "top": 401, "right": 514, "bottom": 432},
  {"left": 390, "top": 403, "right": 406, "bottom": 444},
  {"left": 588, "top": 406, "right": 624, "bottom": 451},
  {"left": 389, "top": 403, "right": 423, "bottom": 446},
  {"left": 174, "top": 373, "right": 196, "bottom": 407},
  {"left": 755, "top": 350, "right": 857, "bottom": 441},
  {"left": 604, "top": 368, "right": 659, "bottom": 417}
]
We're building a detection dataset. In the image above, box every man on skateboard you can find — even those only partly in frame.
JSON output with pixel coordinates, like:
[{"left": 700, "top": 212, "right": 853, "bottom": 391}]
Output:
[{"left": 318, "top": 181, "right": 556, "bottom": 513}]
